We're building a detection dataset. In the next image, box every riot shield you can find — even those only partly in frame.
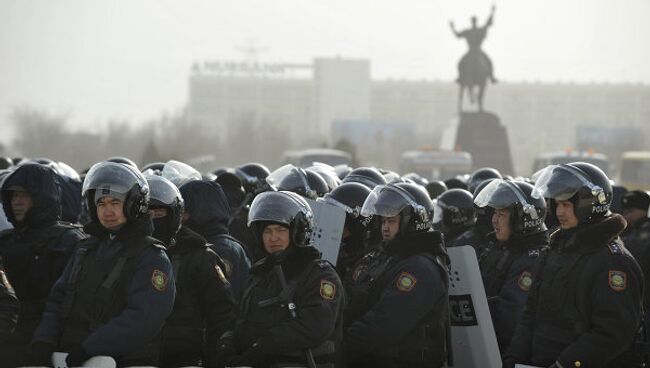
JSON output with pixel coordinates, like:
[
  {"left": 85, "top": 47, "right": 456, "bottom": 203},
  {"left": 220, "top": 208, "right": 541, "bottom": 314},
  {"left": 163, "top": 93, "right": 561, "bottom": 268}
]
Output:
[
  {"left": 447, "top": 245, "right": 501, "bottom": 368},
  {"left": 304, "top": 198, "right": 345, "bottom": 266}
]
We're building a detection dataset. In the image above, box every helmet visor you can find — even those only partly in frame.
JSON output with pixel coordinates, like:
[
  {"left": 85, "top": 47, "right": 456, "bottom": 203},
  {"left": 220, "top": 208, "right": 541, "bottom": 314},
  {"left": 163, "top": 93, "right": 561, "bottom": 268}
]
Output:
[
  {"left": 361, "top": 185, "right": 419, "bottom": 218},
  {"left": 145, "top": 175, "right": 183, "bottom": 207},
  {"left": 82, "top": 161, "right": 147, "bottom": 197},
  {"left": 161, "top": 160, "right": 201, "bottom": 188},
  {"left": 475, "top": 179, "right": 540, "bottom": 220},
  {"left": 266, "top": 165, "right": 312, "bottom": 194},
  {"left": 248, "top": 190, "right": 310, "bottom": 226},
  {"left": 532, "top": 164, "right": 601, "bottom": 201}
]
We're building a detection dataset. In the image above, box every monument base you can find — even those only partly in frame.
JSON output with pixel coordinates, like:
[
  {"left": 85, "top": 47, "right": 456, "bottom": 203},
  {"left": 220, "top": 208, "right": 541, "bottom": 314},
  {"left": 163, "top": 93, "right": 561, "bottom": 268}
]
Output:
[{"left": 455, "top": 111, "right": 513, "bottom": 175}]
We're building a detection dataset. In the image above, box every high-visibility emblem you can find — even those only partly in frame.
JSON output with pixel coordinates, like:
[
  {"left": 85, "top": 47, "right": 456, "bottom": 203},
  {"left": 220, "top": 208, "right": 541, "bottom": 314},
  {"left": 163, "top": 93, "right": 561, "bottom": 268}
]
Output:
[
  {"left": 396, "top": 272, "right": 417, "bottom": 292},
  {"left": 518, "top": 271, "right": 533, "bottom": 291},
  {"left": 320, "top": 279, "right": 336, "bottom": 300},
  {"left": 151, "top": 269, "right": 169, "bottom": 292},
  {"left": 609, "top": 270, "right": 626, "bottom": 292}
]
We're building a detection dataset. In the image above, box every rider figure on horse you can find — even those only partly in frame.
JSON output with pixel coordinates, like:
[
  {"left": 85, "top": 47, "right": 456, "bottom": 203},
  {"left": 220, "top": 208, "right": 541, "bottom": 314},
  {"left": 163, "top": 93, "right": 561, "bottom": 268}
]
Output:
[{"left": 450, "top": 5, "right": 497, "bottom": 85}]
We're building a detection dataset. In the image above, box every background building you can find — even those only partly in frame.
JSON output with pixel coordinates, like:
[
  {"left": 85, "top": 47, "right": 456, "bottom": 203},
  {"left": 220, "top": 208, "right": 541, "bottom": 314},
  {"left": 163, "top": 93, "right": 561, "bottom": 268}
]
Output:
[{"left": 188, "top": 57, "right": 650, "bottom": 175}]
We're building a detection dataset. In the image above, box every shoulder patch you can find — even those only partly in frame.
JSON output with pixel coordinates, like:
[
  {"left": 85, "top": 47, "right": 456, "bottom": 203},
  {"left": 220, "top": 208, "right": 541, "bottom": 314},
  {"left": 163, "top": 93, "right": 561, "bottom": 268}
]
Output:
[
  {"left": 396, "top": 272, "right": 417, "bottom": 292},
  {"left": 151, "top": 269, "right": 169, "bottom": 292},
  {"left": 608, "top": 270, "right": 627, "bottom": 292},
  {"left": 320, "top": 279, "right": 336, "bottom": 300},
  {"left": 607, "top": 241, "right": 624, "bottom": 255},
  {"left": 517, "top": 271, "right": 533, "bottom": 291},
  {"left": 527, "top": 249, "right": 540, "bottom": 257}
]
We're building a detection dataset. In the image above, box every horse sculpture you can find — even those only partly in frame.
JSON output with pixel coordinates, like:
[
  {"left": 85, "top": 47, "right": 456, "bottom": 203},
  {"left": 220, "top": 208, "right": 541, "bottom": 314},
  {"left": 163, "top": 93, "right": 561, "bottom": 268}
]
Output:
[{"left": 450, "top": 5, "right": 497, "bottom": 113}]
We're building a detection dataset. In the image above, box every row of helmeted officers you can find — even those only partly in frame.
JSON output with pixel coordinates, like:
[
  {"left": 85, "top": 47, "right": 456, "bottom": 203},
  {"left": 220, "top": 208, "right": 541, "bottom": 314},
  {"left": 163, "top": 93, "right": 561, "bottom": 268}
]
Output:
[{"left": 0, "top": 155, "right": 649, "bottom": 368}]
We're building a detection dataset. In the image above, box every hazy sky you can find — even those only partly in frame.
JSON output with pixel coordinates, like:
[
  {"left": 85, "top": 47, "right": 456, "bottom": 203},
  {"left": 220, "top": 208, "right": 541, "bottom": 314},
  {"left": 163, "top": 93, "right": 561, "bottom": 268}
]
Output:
[{"left": 1, "top": 0, "right": 649, "bottom": 140}]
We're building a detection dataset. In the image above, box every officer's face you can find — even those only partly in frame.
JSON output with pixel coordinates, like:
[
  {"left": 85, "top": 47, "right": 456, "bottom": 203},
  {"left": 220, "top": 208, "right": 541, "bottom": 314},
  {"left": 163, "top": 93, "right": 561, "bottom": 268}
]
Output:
[
  {"left": 262, "top": 224, "right": 291, "bottom": 254},
  {"left": 492, "top": 208, "right": 512, "bottom": 241},
  {"left": 11, "top": 190, "right": 33, "bottom": 222},
  {"left": 382, "top": 215, "right": 401, "bottom": 241},
  {"left": 149, "top": 207, "right": 169, "bottom": 219},
  {"left": 97, "top": 196, "right": 128, "bottom": 230},
  {"left": 555, "top": 199, "right": 579, "bottom": 229}
]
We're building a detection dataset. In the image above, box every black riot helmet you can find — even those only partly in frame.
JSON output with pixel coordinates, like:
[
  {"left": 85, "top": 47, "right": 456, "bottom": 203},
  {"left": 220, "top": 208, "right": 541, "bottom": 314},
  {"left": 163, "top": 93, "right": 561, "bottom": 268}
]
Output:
[
  {"left": 468, "top": 167, "right": 502, "bottom": 194},
  {"left": 305, "top": 169, "right": 329, "bottom": 197},
  {"left": 433, "top": 188, "right": 476, "bottom": 235},
  {"left": 145, "top": 175, "right": 184, "bottom": 245},
  {"left": 321, "top": 182, "right": 373, "bottom": 234},
  {"left": 82, "top": 161, "right": 150, "bottom": 223},
  {"left": 402, "top": 173, "right": 429, "bottom": 187},
  {"left": 334, "top": 164, "right": 353, "bottom": 180},
  {"left": 342, "top": 167, "right": 387, "bottom": 190},
  {"left": 248, "top": 190, "right": 314, "bottom": 248},
  {"left": 426, "top": 180, "right": 448, "bottom": 199},
  {"left": 142, "top": 162, "right": 165, "bottom": 174},
  {"left": 266, "top": 164, "right": 318, "bottom": 199},
  {"left": 475, "top": 179, "right": 547, "bottom": 236},
  {"left": 361, "top": 182, "right": 434, "bottom": 236},
  {"left": 236, "top": 162, "right": 271, "bottom": 194},
  {"left": 444, "top": 177, "right": 468, "bottom": 191},
  {"left": 532, "top": 161, "right": 612, "bottom": 223},
  {"left": 308, "top": 164, "right": 341, "bottom": 192},
  {"left": 106, "top": 156, "right": 139, "bottom": 170}
]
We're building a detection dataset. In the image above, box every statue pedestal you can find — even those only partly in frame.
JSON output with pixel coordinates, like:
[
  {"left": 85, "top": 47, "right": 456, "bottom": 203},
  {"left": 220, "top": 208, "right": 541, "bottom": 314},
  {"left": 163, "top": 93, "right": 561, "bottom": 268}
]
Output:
[{"left": 455, "top": 111, "right": 513, "bottom": 175}]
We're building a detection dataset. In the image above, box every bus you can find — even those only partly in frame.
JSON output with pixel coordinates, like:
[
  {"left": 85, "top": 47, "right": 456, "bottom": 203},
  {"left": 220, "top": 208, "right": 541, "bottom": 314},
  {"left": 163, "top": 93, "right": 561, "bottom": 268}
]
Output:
[
  {"left": 619, "top": 151, "right": 650, "bottom": 191},
  {"left": 531, "top": 151, "right": 611, "bottom": 177},
  {"left": 399, "top": 150, "right": 472, "bottom": 181},
  {"left": 281, "top": 148, "right": 352, "bottom": 168}
]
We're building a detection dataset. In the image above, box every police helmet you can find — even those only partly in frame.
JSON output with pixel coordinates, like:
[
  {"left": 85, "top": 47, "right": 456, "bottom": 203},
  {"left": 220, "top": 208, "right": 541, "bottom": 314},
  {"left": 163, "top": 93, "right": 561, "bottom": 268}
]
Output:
[
  {"left": 266, "top": 164, "right": 318, "bottom": 199},
  {"left": 82, "top": 161, "right": 150, "bottom": 222},
  {"left": 145, "top": 175, "right": 184, "bottom": 244},
  {"left": 235, "top": 162, "right": 271, "bottom": 194},
  {"left": 532, "top": 162, "right": 612, "bottom": 223},
  {"left": 321, "top": 182, "right": 373, "bottom": 232},
  {"left": 475, "top": 179, "right": 547, "bottom": 236},
  {"left": 403, "top": 173, "right": 429, "bottom": 187},
  {"left": 468, "top": 167, "right": 502, "bottom": 194},
  {"left": 361, "top": 182, "right": 434, "bottom": 235},
  {"left": 433, "top": 188, "right": 476, "bottom": 234},
  {"left": 342, "top": 167, "right": 387, "bottom": 190},
  {"left": 425, "top": 180, "right": 448, "bottom": 199},
  {"left": 106, "top": 156, "right": 138, "bottom": 170},
  {"left": 248, "top": 190, "right": 314, "bottom": 248}
]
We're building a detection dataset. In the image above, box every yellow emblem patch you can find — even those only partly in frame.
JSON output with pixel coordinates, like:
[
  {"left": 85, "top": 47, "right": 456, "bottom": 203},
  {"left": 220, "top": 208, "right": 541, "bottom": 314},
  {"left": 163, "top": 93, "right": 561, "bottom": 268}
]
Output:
[
  {"left": 151, "top": 269, "right": 169, "bottom": 292},
  {"left": 518, "top": 271, "right": 533, "bottom": 292},
  {"left": 609, "top": 270, "right": 626, "bottom": 292},
  {"left": 396, "top": 272, "right": 417, "bottom": 292},
  {"left": 320, "top": 279, "right": 336, "bottom": 300}
]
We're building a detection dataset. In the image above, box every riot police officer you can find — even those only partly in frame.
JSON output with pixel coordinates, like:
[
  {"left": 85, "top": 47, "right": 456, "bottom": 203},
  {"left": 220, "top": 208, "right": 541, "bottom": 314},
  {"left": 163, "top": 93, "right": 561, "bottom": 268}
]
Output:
[
  {"left": 620, "top": 190, "right": 650, "bottom": 260},
  {"left": 218, "top": 191, "right": 344, "bottom": 368},
  {"left": 179, "top": 180, "right": 251, "bottom": 301},
  {"left": 473, "top": 179, "right": 549, "bottom": 354},
  {"left": 320, "top": 182, "right": 377, "bottom": 278},
  {"left": 344, "top": 183, "right": 449, "bottom": 368},
  {"left": 504, "top": 162, "right": 643, "bottom": 368},
  {"left": 0, "top": 163, "right": 86, "bottom": 367},
  {"left": 30, "top": 161, "right": 176, "bottom": 367},
  {"left": 146, "top": 175, "right": 236, "bottom": 368},
  {"left": 433, "top": 188, "right": 476, "bottom": 246}
]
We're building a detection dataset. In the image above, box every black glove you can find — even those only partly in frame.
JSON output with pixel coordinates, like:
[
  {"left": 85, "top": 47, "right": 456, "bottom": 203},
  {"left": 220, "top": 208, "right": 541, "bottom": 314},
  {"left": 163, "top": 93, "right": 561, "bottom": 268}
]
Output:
[
  {"left": 66, "top": 344, "right": 91, "bottom": 367},
  {"left": 28, "top": 342, "right": 56, "bottom": 367},
  {"left": 226, "top": 344, "right": 265, "bottom": 367},
  {"left": 214, "top": 340, "right": 238, "bottom": 368}
]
